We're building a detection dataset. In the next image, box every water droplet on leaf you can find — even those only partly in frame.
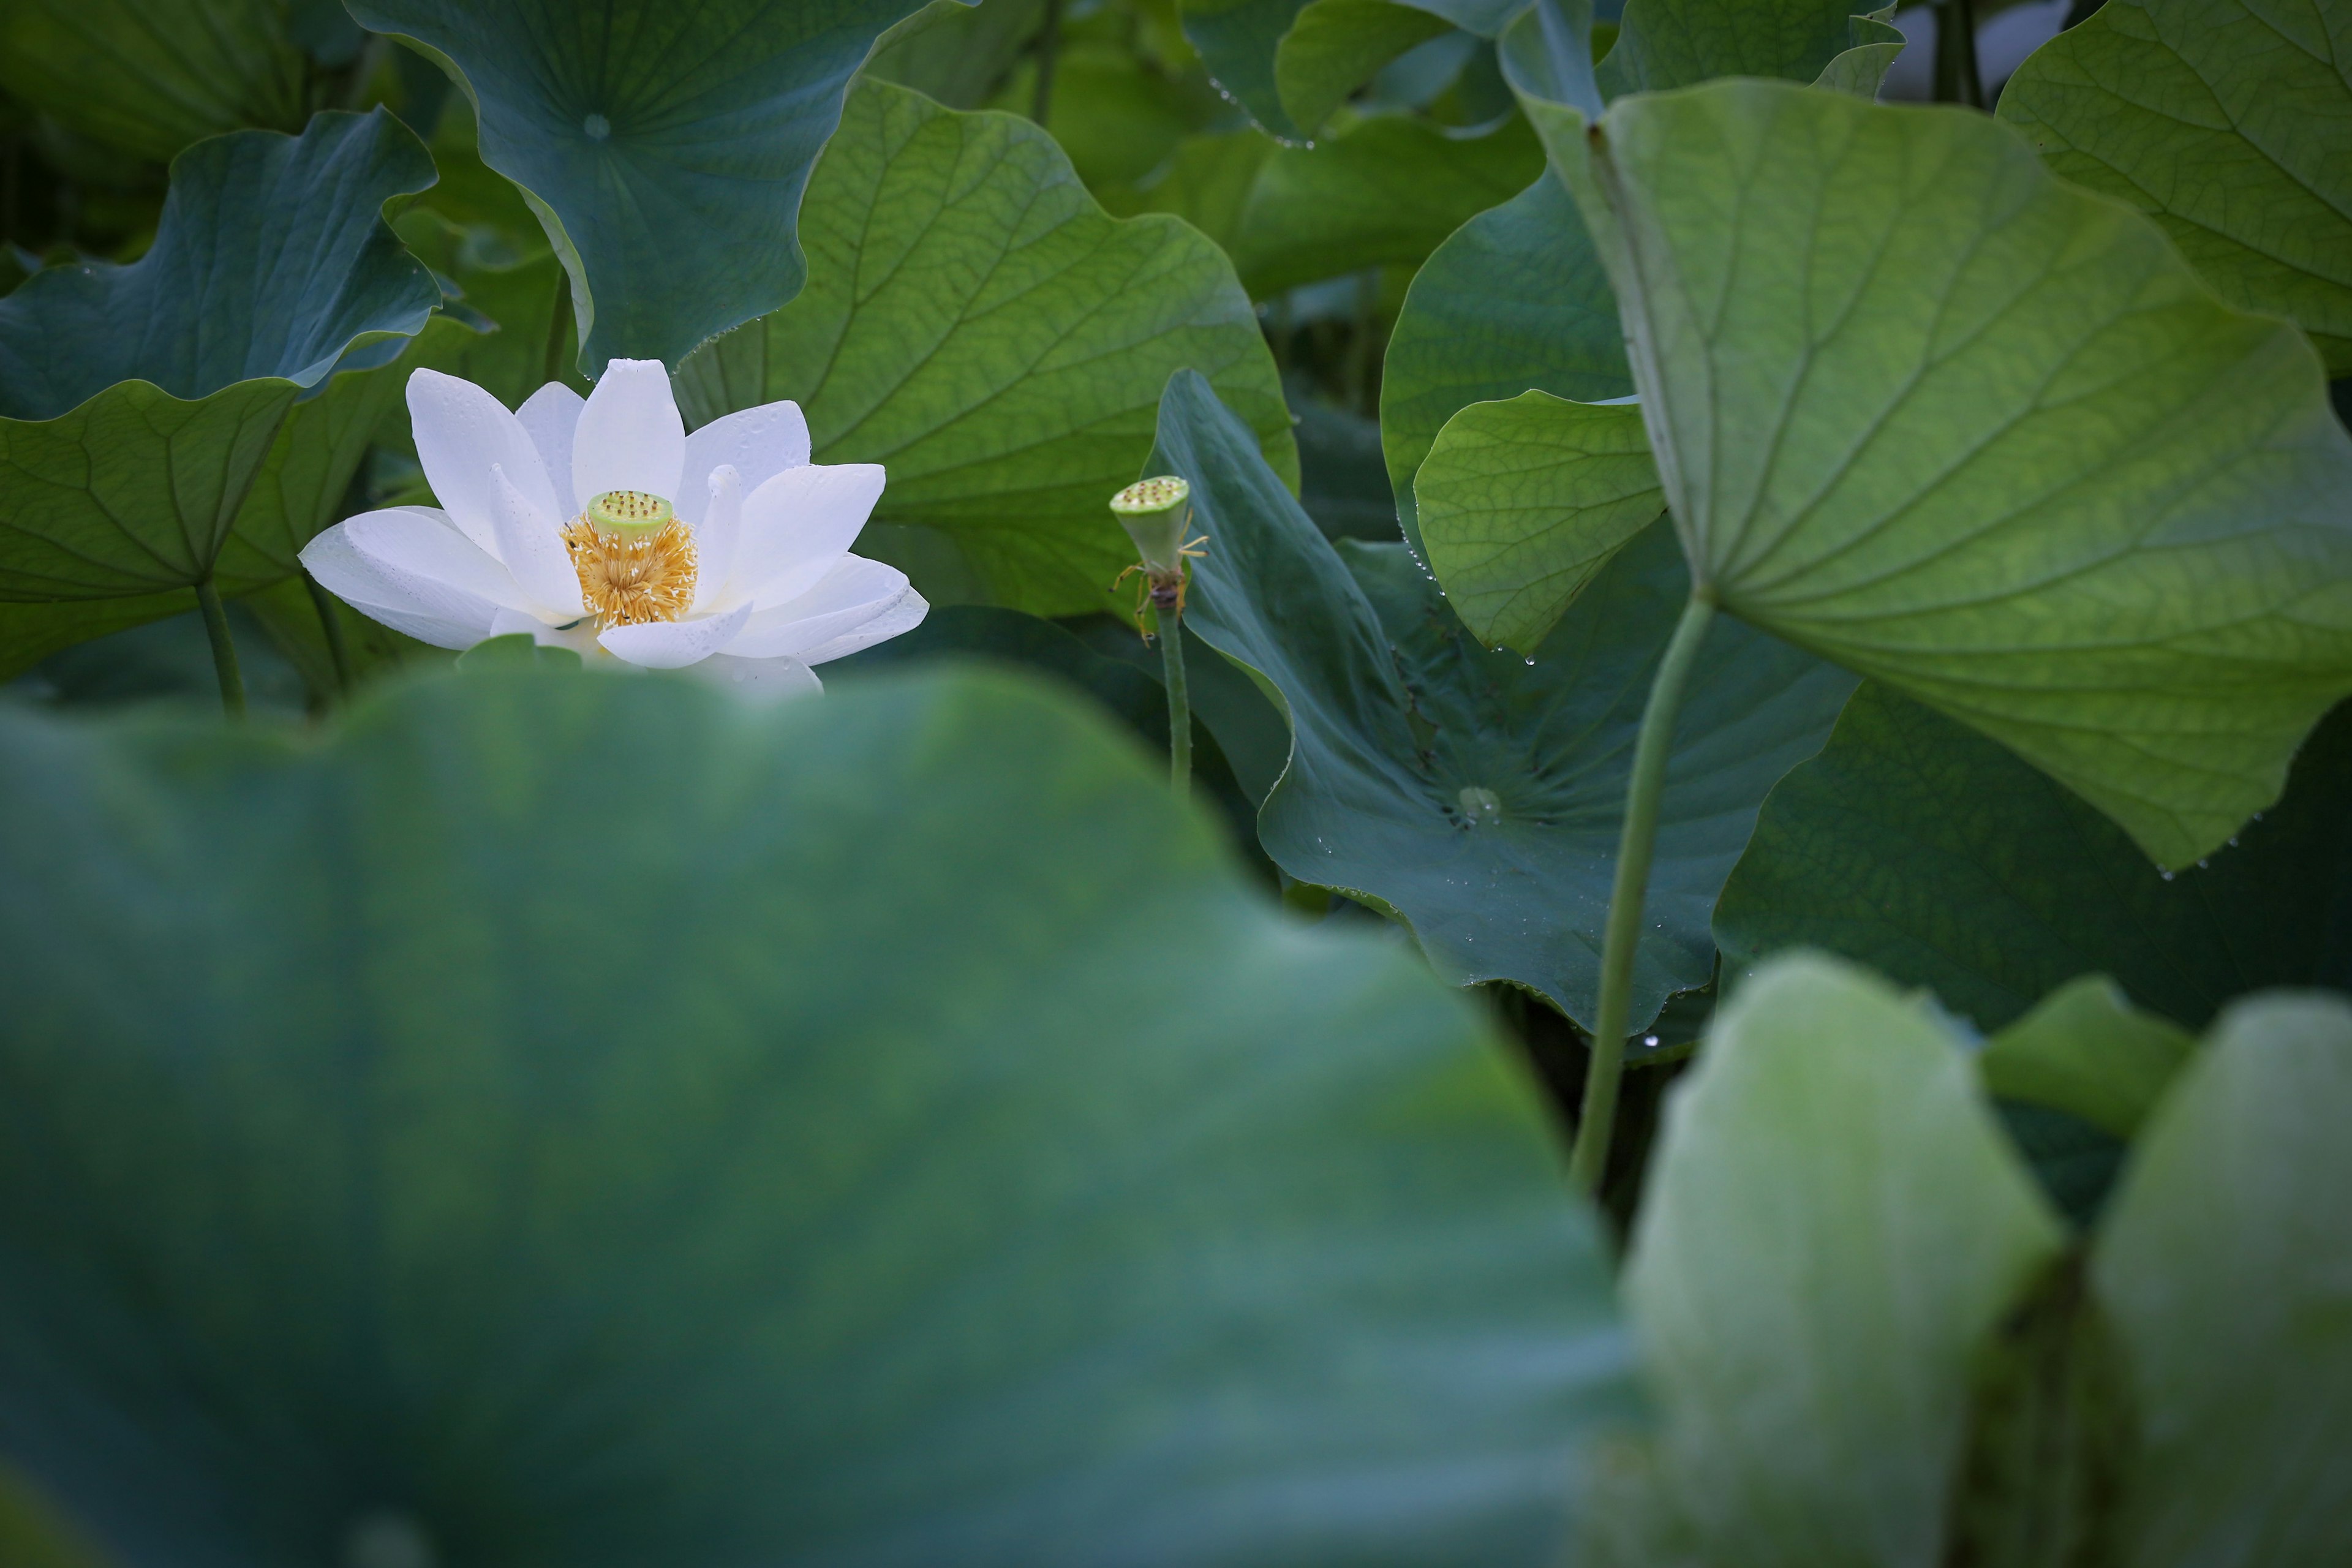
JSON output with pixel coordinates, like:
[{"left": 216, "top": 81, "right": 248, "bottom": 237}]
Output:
[{"left": 583, "top": 112, "right": 611, "bottom": 141}]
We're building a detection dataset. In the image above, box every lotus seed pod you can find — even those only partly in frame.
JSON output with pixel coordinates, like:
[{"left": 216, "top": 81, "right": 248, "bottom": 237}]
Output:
[
  {"left": 586, "top": 489, "right": 674, "bottom": 538},
  {"left": 1110, "top": 476, "right": 1191, "bottom": 574}
]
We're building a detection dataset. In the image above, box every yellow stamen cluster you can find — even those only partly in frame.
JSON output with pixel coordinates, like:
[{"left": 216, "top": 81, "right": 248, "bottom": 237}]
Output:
[{"left": 564, "top": 513, "right": 698, "bottom": 628}]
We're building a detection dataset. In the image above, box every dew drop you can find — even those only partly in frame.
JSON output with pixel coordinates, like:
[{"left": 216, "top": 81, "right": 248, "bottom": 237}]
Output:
[
  {"left": 2227, "top": 837, "right": 2239, "bottom": 847},
  {"left": 582, "top": 112, "right": 611, "bottom": 141},
  {"left": 2197, "top": 859, "right": 2209, "bottom": 869},
  {"left": 1523, "top": 656, "right": 1536, "bottom": 666},
  {"left": 1458, "top": 785, "right": 1503, "bottom": 827},
  {"left": 2160, "top": 869, "right": 2176, "bottom": 881},
  {"left": 1642, "top": 1034, "right": 1659, "bottom": 1047}
]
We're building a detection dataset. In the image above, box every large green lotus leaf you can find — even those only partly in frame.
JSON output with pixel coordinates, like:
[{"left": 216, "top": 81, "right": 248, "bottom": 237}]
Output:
[
  {"left": 1536, "top": 80, "right": 2352, "bottom": 867},
  {"left": 1998, "top": 0, "right": 2352, "bottom": 374},
  {"left": 1153, "top": 369, "right": 1853, "bottom": 1030},
  {"left": 1106, "top": 129, "right": 1277, "bottom": 256},
  {"left": 347, "top": 0, "right": 942, "bottom": 374},
  {"left": 1716, "top": 684, "right": 2352, "bottom": 1033},
  {"left": 1381, "top": 0, "right": 1879, "bottom": 560},
  {"left": 1607, "top": 952, "right": 2065, "bottom": 1567},
  {"left": 1379, "top": 176, "right": 1631, "bottom": 555},
  {"left": 1416, "top": 391, "right": 1661, "bottom": 652},
  {"left": 673, "top": 80, "right": 1292, "bottom": 617},
  {"left": 1979, "top": 975, "right": 2198, "bottom": 1140},
  {"left": 1230, "top": 112, "right": 1544, "bottom": 298},
  {"left": 0, "top": 0, "right": 309, "bottom": 163},
  {"left": 1273, "top": 0, "right": 1454, "bottom": 135},
  {"left": 2094, "top": 992, "right": 2352, "bottom": 1567},
  {"left": 0, "top": 116, "right": 436, "bottom": 608},
  {"left": 0, "top": 353, "right": 413, "bottom": 679},
  {"left": 0, "top": 663, "right": 1635, "bottom": 1566}
]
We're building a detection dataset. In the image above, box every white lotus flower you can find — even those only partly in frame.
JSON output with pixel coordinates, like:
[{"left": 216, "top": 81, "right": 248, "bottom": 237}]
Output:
[{"left": 300, "top": 361, "right": 927, "bottom": 695}]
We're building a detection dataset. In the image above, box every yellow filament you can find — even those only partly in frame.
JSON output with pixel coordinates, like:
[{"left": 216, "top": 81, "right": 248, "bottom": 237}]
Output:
[{"left": 563, "top": 515, "right": 698, "bottom": 627}]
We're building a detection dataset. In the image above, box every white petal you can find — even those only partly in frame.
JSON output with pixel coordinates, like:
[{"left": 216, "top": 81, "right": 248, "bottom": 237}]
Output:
[
  {"left": 796, "top": 586, "right": 929, "bottom": 666},
  {"left": 722, "top": 556, "right": 913, "bottom": 660},
  {"left": 720, "top": 462, "right": 887, "bottom": 611},
  {"left": 407, "top": 368, "right": 562, "bottom": 554},
  {"left": 692, "top": 465, "right": 744, "bottom": 612},
  {"left": 690, "top": 653, "right": 823, "bottom": 701},
  {"left": 598, "top": 603, "right": 753, "bottom": 669},
  {"left": 489, "top": 607, "right": 603, "bottom": 657},
  {"left": 341, "top": 505, "right": 538, "bottom": 616},
  {"left": 573, "top": 358, "right": 684, "bottom": 507},
  {"left": 491, "top": 464, "right": 586, "bottom": 618},
  {"left": 516, "top": 382, "right": 586, "bottom": 520},
  {"left": 301, "top": 510, "right": 510, "bottom": 649},
  {"left": 676, "top": 399, "right": 811, "bottom": 524}
]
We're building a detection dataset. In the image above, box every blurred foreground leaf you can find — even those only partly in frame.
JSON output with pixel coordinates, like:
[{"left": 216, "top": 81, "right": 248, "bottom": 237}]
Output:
[{"left": 0, "top": 662, "right": 1634, "bottom": 1566}]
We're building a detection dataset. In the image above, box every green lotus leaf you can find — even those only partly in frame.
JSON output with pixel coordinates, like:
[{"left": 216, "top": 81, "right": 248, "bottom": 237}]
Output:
[
  {"left": 673, "top": 80, "right": 1292, "bottom": 617},
  {"left": 1152, "top": 369, "right": 1853, "bottom": 1030},
  {"left": 1534, "top": 80, "right": 2352, "bottom": 867},
  {"left": 1380, "top": 176, "right": 1631, "bottom": 554},
  {"left": 1231, "top": 111, "right": 1544, "bottom": 298},
  {"left": 0, "top": 0, "right": 309, "bottom": 163},
  {"left": 1594, "top": 0, "right": 1884, "bottom": 96},
  {"left": 1182, "top": 0, "right": 1525, "bottom": 139},
  {"left": 0, "top": 110, "right": 436, "bottom": 420},
  {"left": 1274, "top": 0, "right": 1454, "bottom": 135},
  {"left": 1716, "top": 684, "right": 2352, "bottom": 1033},
  {"left": 1415, "top": 391, "right": 1661, "bottom": 652},
  {"left": 867, "top": 0, "right": 1049, "bottom": 110},
  {"left": 1109, "top": 129, "right": 1278, "bottom": 255},
  {"left": 0, "top": 663, "right": 1634, "bottom": 1566},
  {"left": 1979, "top": 975, "right": 2199, "bottom": 1139},
  {"left": 1383, "top": 0, "right": 1878, "bottom": 559},
  {"left": 347, "top": 0, "right": 943, "bottom": 374},
  {"left": 1602, "top": 952, "right": 2064, "bottom": 1566},
  {"left": 2094, "top": 992, "right": 2352, "bottom": 1567},
  {"left": 1182, "top": 0, "right": 1318, "bottom": 138},
  {"left": 1998, "top": 0, "right": 2352, "bottom": 374}
]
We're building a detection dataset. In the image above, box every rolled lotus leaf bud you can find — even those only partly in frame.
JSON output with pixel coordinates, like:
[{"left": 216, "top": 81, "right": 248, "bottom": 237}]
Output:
[{"left": 1110, "top": 475, "right": 1191, "bottom": 575}]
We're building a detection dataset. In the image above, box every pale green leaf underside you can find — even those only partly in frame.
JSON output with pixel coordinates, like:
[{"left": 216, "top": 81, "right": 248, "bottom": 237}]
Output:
[
  {"left": 1541, "top": 80, "right": 2352, "bottom": 867},
  {"left": 348, "top": 0, "right": 938, "bottom": 373},
  {"left": 2095, "top": 992, "right": 2352, "bottom": 1567},
  {"left": 1380, "top": 176, "right": 1633, "bottom": 554},
  {"left": 1417, "top": 391, "right": 1662, "bottom": 653},
  {"left": 0, "top": 0, "right": 308, "bottom": 162},
  {"left": 1997, "top": 0, "right": 2352, "bottom": 375},
  {"left": 1155, "top": 371, "right": 1852, "bottom": 1031},
  {"left": 1614, "top": 952, "right": 2064, "bottom": 1567},
  {"left": 1978, "top": 974, "right": 2198, "bottom": 1138},
  {"left": 0, "top": 665, "right": 1633, "bottom": 1565},
  {"left": 675, "top": 80, "right": 1292, "bottom": 617}
]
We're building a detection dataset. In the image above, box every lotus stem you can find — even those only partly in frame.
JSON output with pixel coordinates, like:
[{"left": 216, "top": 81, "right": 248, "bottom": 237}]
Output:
[
  {"left": 304, "top": 570, "right": 353, "bottom": 696},
  {"left": 1033, "top": 0, "right": 1065, "bottom": 125},
  {"left": 1156, "top": 590, "right": 1191, "bottom": 795},
  {"left": 195, "top": 575, "right": 247, "bottom": 718},
  {"left": 1567, "top": 587, "right": 1716, "bottom": 1194},
  {"left": 1935, "top": 0, "right": 1985, "bottom": 109}
]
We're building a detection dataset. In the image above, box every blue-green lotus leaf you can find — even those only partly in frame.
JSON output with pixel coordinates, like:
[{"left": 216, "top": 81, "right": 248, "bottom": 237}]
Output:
[
  {"left": 0, "top": 110, "right": 438, "bottom": 625},
  {"left": 349, "top": 0, "right": 944, "bottom": 373},
  {"left": 1152, "top": 369, "right": 1853, "bottom": 1031}
]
